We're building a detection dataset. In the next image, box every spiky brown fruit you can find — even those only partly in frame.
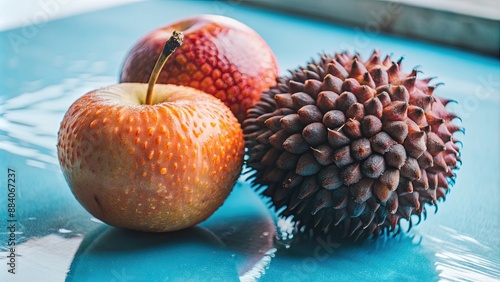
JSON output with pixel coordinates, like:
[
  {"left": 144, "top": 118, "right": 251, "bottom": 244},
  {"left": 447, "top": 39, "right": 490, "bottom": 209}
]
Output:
[{"left": 243, "top": 50, "right": 463, "bottom": 240}]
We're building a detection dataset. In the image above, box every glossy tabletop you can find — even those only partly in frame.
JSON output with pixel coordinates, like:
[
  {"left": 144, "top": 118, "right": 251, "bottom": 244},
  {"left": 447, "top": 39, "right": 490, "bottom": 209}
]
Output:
[{"left": 0, "top": 1, "right": 499, "bottom": 281}]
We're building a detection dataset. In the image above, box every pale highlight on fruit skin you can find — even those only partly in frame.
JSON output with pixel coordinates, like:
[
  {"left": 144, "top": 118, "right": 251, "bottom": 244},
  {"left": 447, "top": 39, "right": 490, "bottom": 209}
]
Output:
[
  {"left": 58, "top": 83, "right": 244, "bottom": 232},
  {"left": 120, "top": 14, "right": 279, "bottom": 122},
  {"left": 243, "top": 50, "right": 463, "bottom": 241}
]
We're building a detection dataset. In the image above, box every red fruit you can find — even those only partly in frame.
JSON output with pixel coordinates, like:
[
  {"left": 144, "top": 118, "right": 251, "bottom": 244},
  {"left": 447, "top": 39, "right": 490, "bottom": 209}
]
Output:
[{"left": 120, "top": 14, "right": 279, "bottom": 122}]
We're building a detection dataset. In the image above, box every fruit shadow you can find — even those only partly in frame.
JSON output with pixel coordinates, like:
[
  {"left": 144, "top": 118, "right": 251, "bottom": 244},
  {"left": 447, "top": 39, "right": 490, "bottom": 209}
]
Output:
[
  {"left": 66, "top": 212, "right": 276, "bottom": 281},
  {"left": 262, "top": 231, "right": 439, "bottom": 281}
]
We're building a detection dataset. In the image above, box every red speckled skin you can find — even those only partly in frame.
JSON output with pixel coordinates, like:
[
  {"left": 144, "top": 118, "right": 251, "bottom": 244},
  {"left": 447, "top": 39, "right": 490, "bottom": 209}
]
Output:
[
  {"left": 57, "top": 84, "right": 244, "bottom": 232},
  {"left": 120, "top": 14, "right": 279, "bottom": 122}
]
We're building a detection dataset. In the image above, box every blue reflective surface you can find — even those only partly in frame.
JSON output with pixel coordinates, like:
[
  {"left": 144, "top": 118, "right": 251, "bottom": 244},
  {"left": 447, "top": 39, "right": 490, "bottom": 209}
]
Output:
[{"left": 0, "top": 1, "right": 499, "bottom": 281}]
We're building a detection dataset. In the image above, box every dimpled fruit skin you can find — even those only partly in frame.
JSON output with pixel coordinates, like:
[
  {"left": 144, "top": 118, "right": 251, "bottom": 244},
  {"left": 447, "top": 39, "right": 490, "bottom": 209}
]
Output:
[
  {"left": 57, "top": 83, "right": 244, "bottom": 232},
  {"left": 120, "top": 15, "right": 279, "bottom": 122}
]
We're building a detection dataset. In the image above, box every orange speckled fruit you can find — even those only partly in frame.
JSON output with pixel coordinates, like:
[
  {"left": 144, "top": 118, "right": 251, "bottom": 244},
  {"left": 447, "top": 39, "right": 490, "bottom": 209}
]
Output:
[
  {"left": 120, "top": 14, "right": 279, "bottom": 122},
  {"left": 57, "top": 83, "right": 244, "bottom": 232}
]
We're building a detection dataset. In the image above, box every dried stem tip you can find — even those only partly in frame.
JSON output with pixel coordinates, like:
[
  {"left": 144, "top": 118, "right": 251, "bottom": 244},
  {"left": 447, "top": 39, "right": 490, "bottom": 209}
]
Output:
[{"left": 145, "top": 31, "right": 184, "bottom": 105}]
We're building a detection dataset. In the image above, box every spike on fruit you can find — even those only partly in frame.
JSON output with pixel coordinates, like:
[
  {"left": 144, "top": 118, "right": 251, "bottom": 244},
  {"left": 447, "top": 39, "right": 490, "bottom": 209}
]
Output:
[{"left": 243, "top": 50, "right": 462, "bottom": 240}]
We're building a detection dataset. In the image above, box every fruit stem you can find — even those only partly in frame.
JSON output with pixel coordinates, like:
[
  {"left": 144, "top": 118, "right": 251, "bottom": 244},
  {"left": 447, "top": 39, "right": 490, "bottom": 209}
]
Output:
[{"left": 145, "top": 31, "right": 184, "bottom": 105}]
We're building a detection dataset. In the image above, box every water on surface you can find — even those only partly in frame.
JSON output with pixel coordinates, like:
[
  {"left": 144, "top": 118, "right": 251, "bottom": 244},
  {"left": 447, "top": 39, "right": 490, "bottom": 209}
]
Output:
[
  {"left": 0, "top": 75, "right": 115, "bottom": 169},
  {"left": 429, "top": 226, "right": 500, "bottom": 282},
  {"left": 0, "top": 1, "right": 499, "bottom": 281}
]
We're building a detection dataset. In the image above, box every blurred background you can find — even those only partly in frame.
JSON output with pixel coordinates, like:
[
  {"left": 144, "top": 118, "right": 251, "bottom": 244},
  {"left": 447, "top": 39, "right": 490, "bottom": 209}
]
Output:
[
  {"left": 1, "top": 0, "right": 499, "bottom": 56},
  {"left": 243, "top": 0, "right": 500, "bottom": 57}
]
